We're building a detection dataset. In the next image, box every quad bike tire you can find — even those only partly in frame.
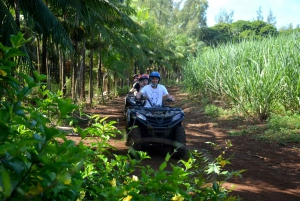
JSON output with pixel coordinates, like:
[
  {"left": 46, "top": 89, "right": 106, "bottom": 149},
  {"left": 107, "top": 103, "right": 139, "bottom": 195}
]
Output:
[
  {"left": 127, "top": 126, "right": 143, "bottom": 159},
  {"left": 123, "top": 106, "right": 129, "bottom": 121},
  {"left": 172, "top": 126, "right": 186, "bottom": 159},
  {"left": 125, "top": 109, "right": 133, "bottom": 132}
]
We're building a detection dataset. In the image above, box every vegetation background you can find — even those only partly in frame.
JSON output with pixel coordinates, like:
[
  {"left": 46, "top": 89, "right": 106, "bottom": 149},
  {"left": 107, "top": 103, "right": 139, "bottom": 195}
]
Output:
[
  {"left": 1, "top": 0, "right": 297, "bottom": 105},
  {"left": 1, "top": 0, "right": 300, "bottom": 200}
]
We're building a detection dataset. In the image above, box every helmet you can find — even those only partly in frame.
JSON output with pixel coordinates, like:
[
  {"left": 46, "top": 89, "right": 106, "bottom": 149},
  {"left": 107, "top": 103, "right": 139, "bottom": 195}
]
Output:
[
  {"left": 149, "top": 71, "right": 160, "bottom": 82},
  {"left": 139, "top": 74, "right": 149, "bottom": 81},
  {"left": 133, "top": 74, "right": 139, "bottom": 79}
]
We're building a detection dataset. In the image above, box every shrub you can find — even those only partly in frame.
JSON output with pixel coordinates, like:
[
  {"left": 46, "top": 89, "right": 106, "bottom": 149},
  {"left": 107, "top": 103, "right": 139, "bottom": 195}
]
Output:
[
  {"left": 205, "top": 104, "right": 222, "bottom": 118},
  {"left": 117, "top": 85, "right": 130, "bottom": 96}
]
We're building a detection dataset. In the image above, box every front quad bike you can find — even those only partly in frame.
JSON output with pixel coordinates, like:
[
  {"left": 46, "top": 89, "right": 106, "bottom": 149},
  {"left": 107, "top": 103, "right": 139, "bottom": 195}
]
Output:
[{"left": 125, "top": 99, "right": 186, "bottom": 159}]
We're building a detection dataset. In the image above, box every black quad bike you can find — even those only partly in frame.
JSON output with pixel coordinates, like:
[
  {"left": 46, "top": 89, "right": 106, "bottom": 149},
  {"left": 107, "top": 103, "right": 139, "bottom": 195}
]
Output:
[{"left": 124, "top": 96, "right": 186, "bottom": 159}]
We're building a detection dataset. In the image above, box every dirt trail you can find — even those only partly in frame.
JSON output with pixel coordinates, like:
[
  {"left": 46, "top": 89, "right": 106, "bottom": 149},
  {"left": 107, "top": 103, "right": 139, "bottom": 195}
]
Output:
[{"left": 75, "top": 86, "right": 300, "bottom": 201}]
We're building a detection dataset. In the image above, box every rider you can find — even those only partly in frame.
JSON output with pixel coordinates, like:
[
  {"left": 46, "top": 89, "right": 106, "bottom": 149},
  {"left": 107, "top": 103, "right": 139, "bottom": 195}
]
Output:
[
  {"left": 129, "top": 74, "right": 140, "bottom": 93},
  {"left": 124, "top": 74, "right": 148, "bottom": 119},
  {"left": 136, "top": 71, "right": 175, "bottom": 107},
  {"left": 136, "top": 74, "right": 149, "bottom": 94}
]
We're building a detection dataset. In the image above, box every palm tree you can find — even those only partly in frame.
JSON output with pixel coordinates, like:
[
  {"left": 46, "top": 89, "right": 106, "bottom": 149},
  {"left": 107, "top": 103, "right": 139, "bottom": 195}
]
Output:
[{"left": 82, "top": 0, "right": 144, "bottom": 103}]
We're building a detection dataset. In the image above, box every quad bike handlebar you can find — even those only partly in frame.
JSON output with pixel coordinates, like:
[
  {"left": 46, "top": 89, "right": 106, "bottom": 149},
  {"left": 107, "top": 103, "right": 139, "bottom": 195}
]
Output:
[{"left": 127, "top": 93, "right": 174, "bottom": 108}]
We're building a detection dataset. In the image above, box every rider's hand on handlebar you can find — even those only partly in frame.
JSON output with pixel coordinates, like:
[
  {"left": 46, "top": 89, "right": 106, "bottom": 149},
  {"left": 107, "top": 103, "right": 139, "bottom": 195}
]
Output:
[
  {"left": 140, "top": 95, "right": 147, "bottom": 100},
  {"left": 167, "top": 96, "right": 175, "bottom": 102}
]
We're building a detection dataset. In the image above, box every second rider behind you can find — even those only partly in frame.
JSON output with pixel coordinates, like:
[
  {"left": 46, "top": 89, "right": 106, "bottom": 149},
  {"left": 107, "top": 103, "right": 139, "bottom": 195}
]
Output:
[
  {"left": 136, "top": 71, "right": 175, "bottom": 107},
  {"left": 136, "top": 74, "right": 149, "bottom": 95},
  {"left": 129, "top": 74, "right": 140, "bottom": 93}
]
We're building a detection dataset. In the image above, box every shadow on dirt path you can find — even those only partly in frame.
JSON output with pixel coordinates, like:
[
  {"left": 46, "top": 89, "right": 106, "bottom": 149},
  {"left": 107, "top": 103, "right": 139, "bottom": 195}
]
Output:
[{"left": 81, "top": 85, "right": 300, "bottom": 201}]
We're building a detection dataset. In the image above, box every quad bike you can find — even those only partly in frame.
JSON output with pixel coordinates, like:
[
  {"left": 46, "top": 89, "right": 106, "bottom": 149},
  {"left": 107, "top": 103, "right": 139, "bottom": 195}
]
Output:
[{"left": 124, "top": 96, "right": 186, "bottom": 159}]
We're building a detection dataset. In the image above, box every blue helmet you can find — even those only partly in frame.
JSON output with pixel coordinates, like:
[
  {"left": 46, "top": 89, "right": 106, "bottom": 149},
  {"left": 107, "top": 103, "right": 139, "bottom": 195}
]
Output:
[{"left": 149, "top": 71, "right": 160, "bottom": 82}]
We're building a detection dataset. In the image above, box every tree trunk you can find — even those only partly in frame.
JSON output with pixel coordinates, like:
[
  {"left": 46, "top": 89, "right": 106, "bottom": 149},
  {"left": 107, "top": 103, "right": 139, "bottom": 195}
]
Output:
[
  {"left": 41, "top": 34, "right": 47, "bottom": 76},
  {"left": 37, "top": 37, "right": 40, "bottom": 73},
  {"left": 61, "top": 14, "right": 67, "bottom": 96},
  {"left": 134, "top": 61, "right": 137, "bottom": 74},
  {"left": 97, "top": 48, "right": 101, "bottom": 88},
  {"left": 61, "top": 55, "right": 67, "bottom": 96},
  {"left": 72, "top": 15, "right": 79, "bottom": 102},
  {"left": 97, "top": 45, "right": 105, "bottom": 104},
  {"left": 114, "top": 72, "right": 118, "bottom": 97},
  {"left": 59, "top": 49, "right": 63, "bottom": 92},
  {"left": 47, "top": 56, "right": 51, "bottom": 90},
  {"left": 80, "top": 39, "right": 86, "bottom": 100},
  {"left": 75, "top": 42, "right": 82, "bottom": 103},
  {"left": 14, "top": 0, "right": 20, "bottom": 28},
  {"left": 89, "top": 33, "right": 94, "bottom": 104},
  {"left": 106, "top": 74, "right": 109, "bottom": 96},
  {"left": 72, "top": 42, "right": 78, "bottom": 101},
  {"left": 54, "top": 45, "right": 60, "bottom": 83}
]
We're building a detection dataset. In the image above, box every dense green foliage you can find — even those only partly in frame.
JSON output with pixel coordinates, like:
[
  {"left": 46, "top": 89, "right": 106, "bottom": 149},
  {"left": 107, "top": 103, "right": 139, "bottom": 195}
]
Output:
[
  {"left": 1, "top": 0, "right": 299, "bottom": 104},
  {"left": 184, "top": 32, "right": 300, "bottom": 121},
  {"left": 198, "top": 20, "right": 278, "bottom": 46}
]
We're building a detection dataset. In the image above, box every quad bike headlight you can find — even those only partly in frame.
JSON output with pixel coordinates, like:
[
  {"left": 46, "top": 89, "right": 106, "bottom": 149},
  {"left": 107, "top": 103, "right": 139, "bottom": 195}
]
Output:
[
  {"left": 129, "top": 99, "right": 136, "bottom": 104},
  {"left": 136, "top": 112, "right": 146, "bottom": 120},
  {"left": 172, "top": 113, "right": 182, "bottom": 122}
]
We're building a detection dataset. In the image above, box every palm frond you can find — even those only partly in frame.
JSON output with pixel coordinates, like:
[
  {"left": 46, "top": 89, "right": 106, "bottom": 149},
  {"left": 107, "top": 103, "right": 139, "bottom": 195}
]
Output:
[
  {"left": 0, "top": 1, "right": 19, "bottom": 45},
  {"left": 19, "top": 0, "right": 73, "bottom": 50}
]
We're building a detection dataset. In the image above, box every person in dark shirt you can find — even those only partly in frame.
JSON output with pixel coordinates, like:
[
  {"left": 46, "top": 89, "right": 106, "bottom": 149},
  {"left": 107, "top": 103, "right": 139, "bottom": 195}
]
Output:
[
  {"left": 137, "top": 74, "right": 149, "bottom": 93},
  {"left": 129, "top": 74, "right": 140, "bottom": 93}
]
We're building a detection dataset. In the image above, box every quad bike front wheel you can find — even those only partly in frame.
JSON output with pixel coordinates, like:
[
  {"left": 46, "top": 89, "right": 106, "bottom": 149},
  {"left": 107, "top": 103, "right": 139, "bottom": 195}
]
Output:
[
  {"left": 124, "top": 106, "right": 129, "bottom": 121},
  {"left": 127, "top": 126, "right": 143, "bottom": 158},
  {"left": 172, "top": 126, "right": 186, "bottom": 159}
]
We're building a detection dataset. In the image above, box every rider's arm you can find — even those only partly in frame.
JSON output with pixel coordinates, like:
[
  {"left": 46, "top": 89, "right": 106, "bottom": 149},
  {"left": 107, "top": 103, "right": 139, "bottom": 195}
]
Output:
[
  {"left": 136, "top": 91, "right": 148, "bottom": 100},
  {"left": 129, "top": 82, "right": 140, "bottom": 92},
  {"left": 164, "top": 94, "right": 175, "bottom": 102},
  {"left": 136, "top": 91, "right": 142, "bottom": 99}
]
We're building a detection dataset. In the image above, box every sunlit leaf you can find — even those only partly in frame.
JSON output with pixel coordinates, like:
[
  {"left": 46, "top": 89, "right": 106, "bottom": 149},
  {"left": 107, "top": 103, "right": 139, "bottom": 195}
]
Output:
[
  {"left": 0, "top": 167, "right": 11, "bottom": 197},
  {"left": 159, "top": 161, "right": 167, "bottom": 171}
]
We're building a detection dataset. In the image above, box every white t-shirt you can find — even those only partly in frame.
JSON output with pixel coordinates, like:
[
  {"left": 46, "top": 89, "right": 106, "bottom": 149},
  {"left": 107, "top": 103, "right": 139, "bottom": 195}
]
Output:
[{"left": 140, "top": 84, "right": 168, "bottom": 107}]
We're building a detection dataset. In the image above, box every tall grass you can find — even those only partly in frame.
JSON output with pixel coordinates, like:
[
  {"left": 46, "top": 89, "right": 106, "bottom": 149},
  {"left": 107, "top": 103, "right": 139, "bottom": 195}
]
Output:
[{"left": 184, "top": 33, "right": 300, "bottom": 121}]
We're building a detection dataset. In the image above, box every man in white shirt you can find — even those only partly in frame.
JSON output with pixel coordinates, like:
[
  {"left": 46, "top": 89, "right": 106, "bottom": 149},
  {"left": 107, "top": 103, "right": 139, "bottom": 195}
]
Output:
[{"left": 136, "top": 71, "right": 175, "bottom": 107}]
